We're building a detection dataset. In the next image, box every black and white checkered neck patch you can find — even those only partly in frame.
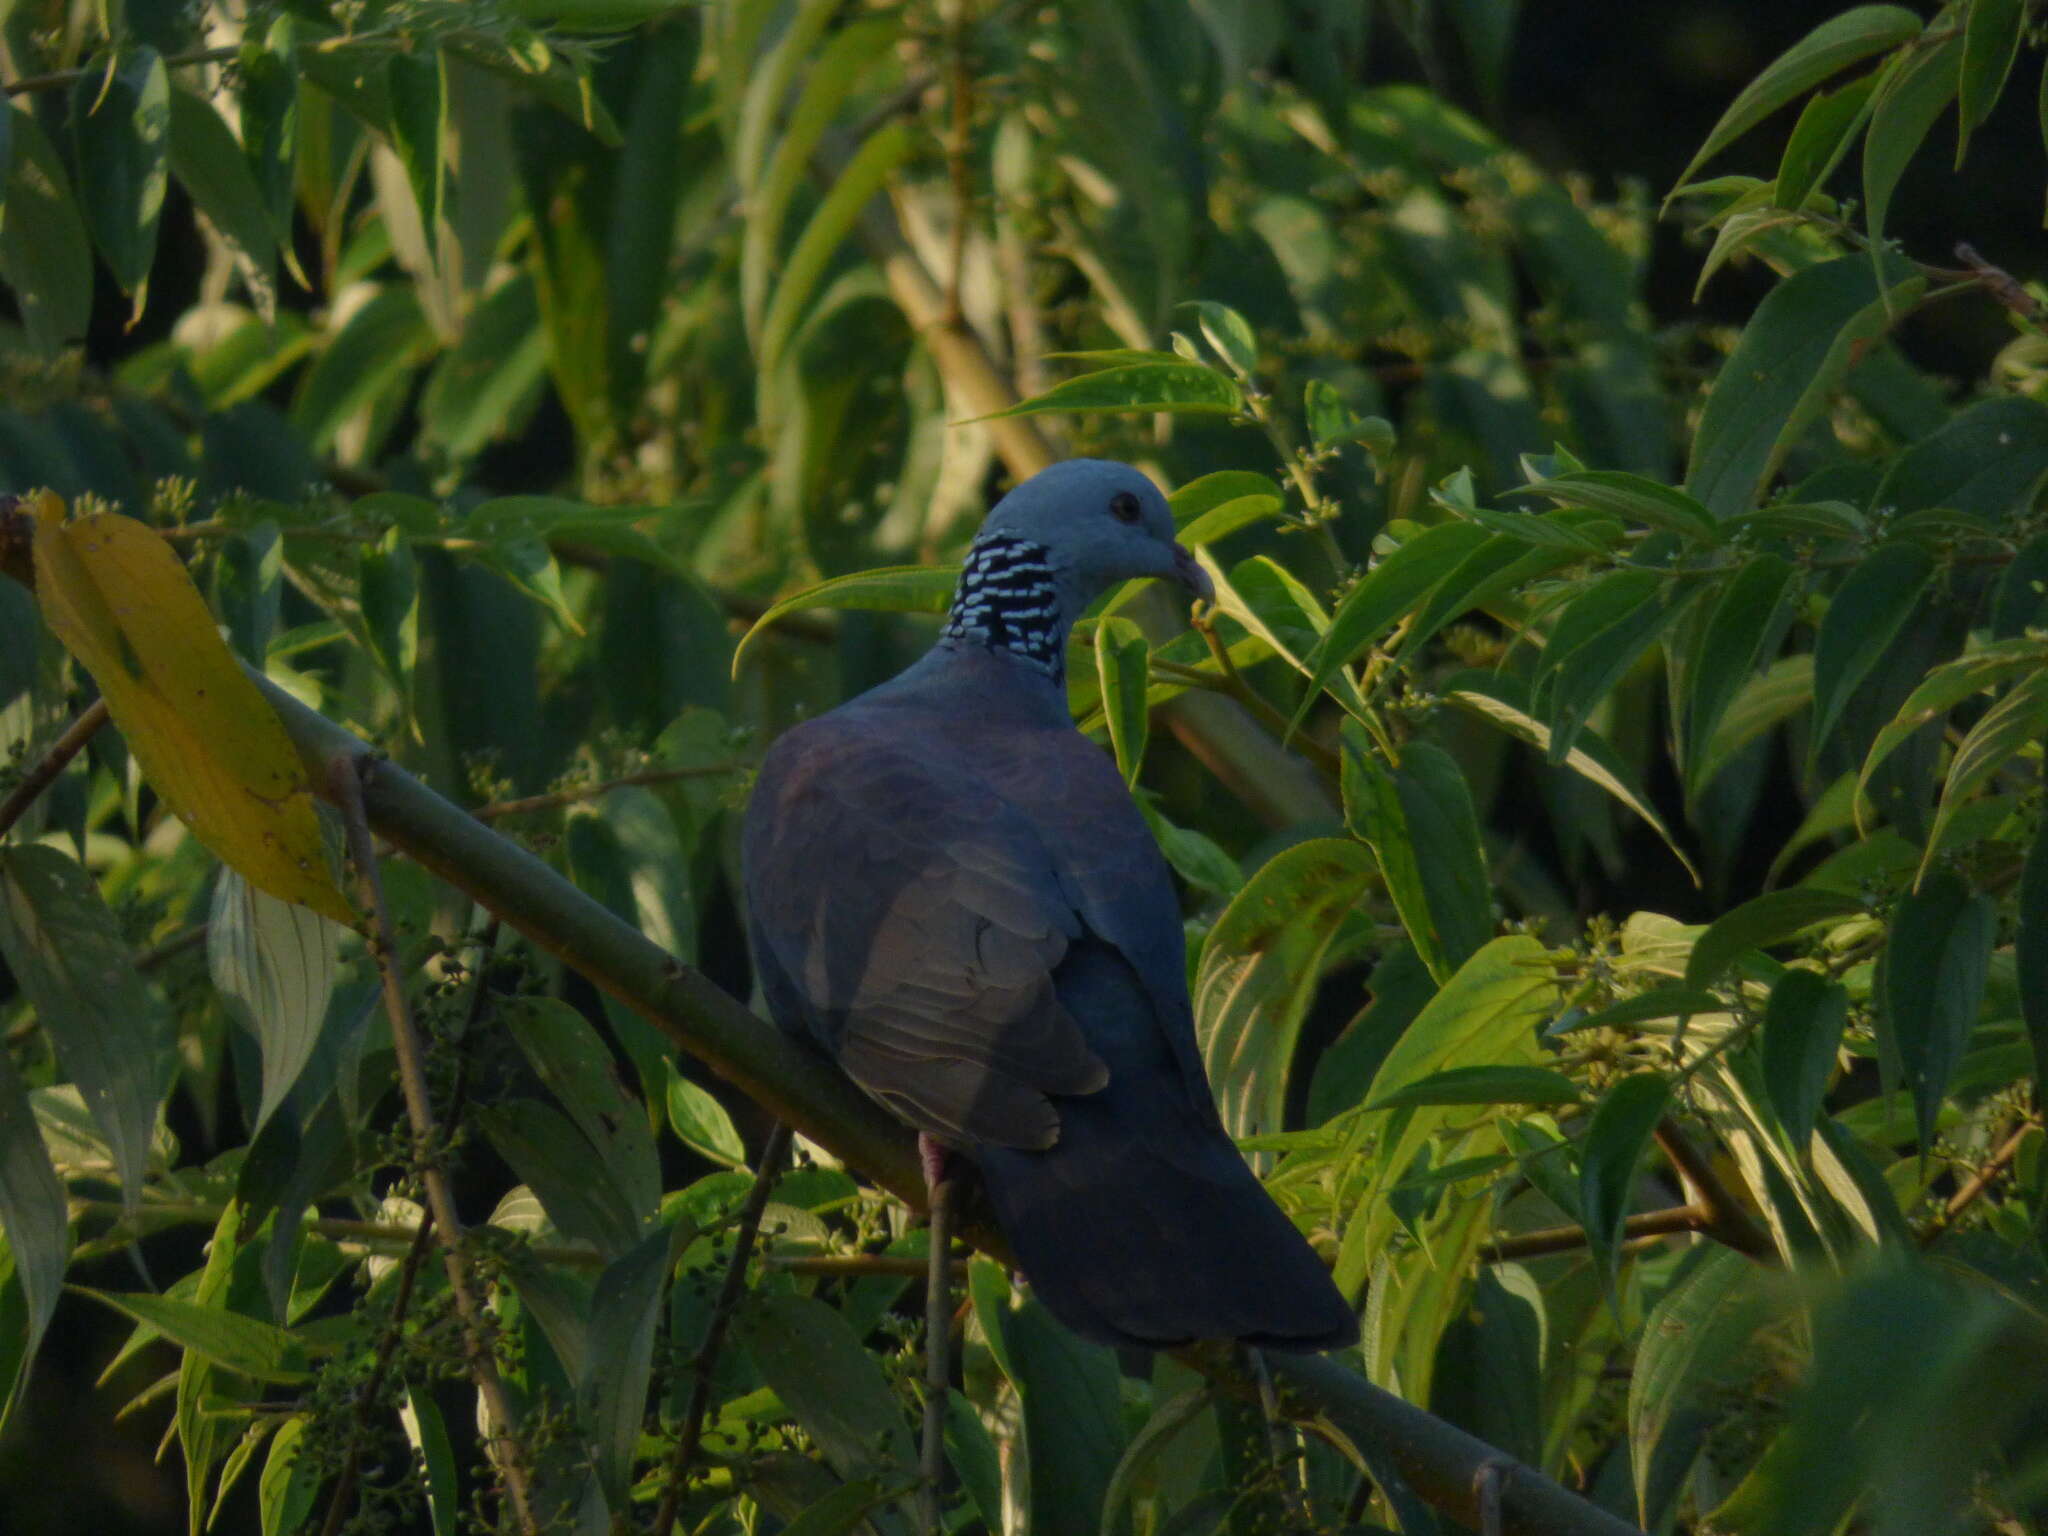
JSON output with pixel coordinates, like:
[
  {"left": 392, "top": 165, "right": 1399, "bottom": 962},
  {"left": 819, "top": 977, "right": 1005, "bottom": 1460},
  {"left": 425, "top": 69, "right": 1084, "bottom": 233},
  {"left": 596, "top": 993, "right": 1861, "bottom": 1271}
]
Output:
[{"left": 942, "top": 534, "right": 1064, "bottom": 679}]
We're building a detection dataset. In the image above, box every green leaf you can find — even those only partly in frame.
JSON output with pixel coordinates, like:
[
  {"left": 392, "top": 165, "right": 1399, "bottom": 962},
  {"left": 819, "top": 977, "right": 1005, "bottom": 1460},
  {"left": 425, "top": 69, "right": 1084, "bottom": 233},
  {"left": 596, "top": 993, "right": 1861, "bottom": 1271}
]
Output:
[
  {"left": 1695, "top": 654, "right": 1814, "bottom": 791},
  {"left": 1547, "top": 987, "right": 1728, "bottom": 1037},
  {"left": 1183, "top": 299, "right": 1258, "bottom": 377},
  {"left": 291, "top": 285, "right": 435, "bottom": 455},
  {"left": 743, "top": 18, "right": 901, "bottom": 352},
  {"left": 79, "top": 1290, "right": 312, "bottom": 1382},
  {"left": 0, "top": 108, "right": 93, "bottom": 353},
  {"left": 165, "top": 88, "right": 279, "bottom": 323},
  {"left": 1628, "top": 1249, "right": 1780, "bottom": 1529},
  {"left": 2018, "top": 812, "right": 2048, "bottom": 1090},
  {"left": 357, "top": 524, "right": 420, "bottom": 695},
  {"left": 975, "top": 362, "right": 1243, "bottom": 420},
  {"left": 1855, "top": 637, "right": 2048, "bottom": 816},
  {"left": 1195, "top": 838, "right": 1376, "bottom": 1138},
  {"left": 1291, "top": 521, "right": 1491, "bottom": 731},
  {"left": 476, "top": 1098, "right": 644, "bottom": 1255},
  {"left": 1516, "top": 471, "right": 1722, "bottom": 543},
  {"left": 1667, "top": 5, "right": 1923, "bottom": 197},
  {"left": 1682, "top": 553, "right": 1797, "bottom": 791},
  {"left": 1579, "top": 1073, "right": 1671, "bottom": 1294},
  {"left": 1305, "top": 377, "right": 1361, "bottom": 448},
  {"left": 1761, "top": 968, "right": 1849, "bottom": 1139},
  {"left": 207, "top": 867, "right": 343, "bottom": 1135},
  {"left": 757, "top": 117, "right": 914, "bottom": 374},
  {"left": 974, "top": 1285, "right": 1127, "bottom": 1536},
  {"left": 737, "top": 1294, "right": 915, "bottom": 1481},
  {"left": 0, "top": 1048, "right": 67, "bottom": 1431},
  {"left": 507, "top": 994, "right": 660, "bottom": 1217},
  {"left": 665, "top": 1066, "right": 746, "bottom": 1168},
  {"left": 0, "top": 846, "right": 171, "bottom": 1209},
  {"left": 400, "top": 1387, "right": 458, "bottom": 1536},
  {"left": 237, "top": 29, "right": 299, "bottom": 255},
  {"left": 1532, "top": 569, "right": 1686, "bottom": 762},
  {"left": 1961, "top": 0, "right": 2026, "bottom": 161},
  {"left": 1168, "top": 470, "right": 1283, "bottom": 528},
  {"left": 582, "top": 1222, "right": 678, "bottom": 1507},
  {"left": 732, "top": 565, "right": 958, "bottom": 677},
  {"left": 1341, "top": 730, "right": 1491, "bottom": 983},
  {"left": 1920, "top": 667, "right": 2048, "bottom": 879},
  {"left": 70, "top": 46, "right": 171, "bottom": 303},
  {"left": 1775, "top": 72, "right": 1880, "bottom": 210},
  {"left": 944, "top": 1388, "right": 1003, "bottom": 1533},
  {"left": 1864, "top": 27, "right": 1961, "bottom": 270},
  {"left": 1093, "top": 615, "right": 1150, "bottom": 786},
  {"left": 386, "top": 49, "right": 448, "bottom": 242},
  {"left": 1687, "top": 257, "right": 1925, "bottom": 520},
  {"left": 1809, "top": 540, "right": 1935, "bottom": 766},
  {"left": 1992, "top": 531, "right": 2048, "bottom": 637},
  {"left": 259, "top": 1417, "right": 319, "bottom": 1536},
  {"left": 1685, "top": 888, "right": 1868, "bottom": 991},
  {"left": 1366, "top": 1064, "right": 1582, "bottom": 1110},
  {"left": 1442, "top": 671, "right": 1700, "bottom": 882},
  {"left": 1878, "top": 869, "right": 1994, "bottom": 1153}
]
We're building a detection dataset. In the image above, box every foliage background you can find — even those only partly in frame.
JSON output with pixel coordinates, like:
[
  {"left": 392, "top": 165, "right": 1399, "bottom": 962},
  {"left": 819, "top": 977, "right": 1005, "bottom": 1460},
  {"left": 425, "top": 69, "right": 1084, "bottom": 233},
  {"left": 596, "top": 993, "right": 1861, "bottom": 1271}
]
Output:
[{"left": 1, "top": 1, "right": 2047, "bottom": 1534}]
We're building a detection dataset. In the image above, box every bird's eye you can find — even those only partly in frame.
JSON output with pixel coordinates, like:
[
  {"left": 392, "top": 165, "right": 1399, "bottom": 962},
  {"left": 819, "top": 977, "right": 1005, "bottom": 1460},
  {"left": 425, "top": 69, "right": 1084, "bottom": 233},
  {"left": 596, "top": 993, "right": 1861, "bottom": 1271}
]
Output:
[{"left": 1109, "top": 491, "right": 1143, "bottom": 524}]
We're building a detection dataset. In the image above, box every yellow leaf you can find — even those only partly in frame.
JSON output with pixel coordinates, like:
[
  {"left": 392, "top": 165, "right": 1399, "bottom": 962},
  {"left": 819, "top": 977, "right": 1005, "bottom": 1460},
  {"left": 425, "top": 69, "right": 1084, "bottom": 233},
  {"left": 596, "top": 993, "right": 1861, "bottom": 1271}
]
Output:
[{"left": 31, "top": 496, "right": 353, "bottom": 923}]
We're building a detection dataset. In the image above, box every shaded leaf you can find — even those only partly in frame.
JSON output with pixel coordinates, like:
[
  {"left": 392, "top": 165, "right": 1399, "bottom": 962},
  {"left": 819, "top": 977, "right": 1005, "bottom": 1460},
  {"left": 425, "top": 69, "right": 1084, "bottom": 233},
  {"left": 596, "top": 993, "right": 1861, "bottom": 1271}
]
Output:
[
  {"left": 1684, "top": 888, "right": 1868, "bottom": 991},
  {"left": 1878, "top": 869, "right": 1994, "bottom": 1153},
  {"left": 1959, "top": 0, "right": 2026, "bottom": 163},
  {"left": 1093, "top": 615, "right": 1150, "bottom": 786},
  {"left": 70, "top": 46, "right": 170, "bottom": 301},
  {"left": 165, "top": 88, "right": 279, "bottom": 323},
  {"left": 977, "top": 362, "right": 1242, "bottom": 420},
  {"left": 1864, "top": 28, "right": 1961, "bottom": 270},
  {"left": 1580, "top": 1073, "right": 1671, "bottom": 1293},
  {"left": 0, "top": 846, "right": 171, "bottom": 1207},
  {"left": 666, "top": 1066, "right": 745, "bottom": 1168},
  {"left": 1762, "top": 968, "right": 1849, "bottom": 1139},
  {"left": 1809, "top": 540, "right": 1935, "bottom": 767},
  {"left": 732, "top": 564, "right": 957, "bottom": 677},
  {"left": 974, "top": 1284, "right": 1127, "bottom": 1536},
  {"left": 80, "top": 1290, "right": 311, "bottom": 1382},
  {"left": 0, "top": 1048, "right": 67, "bottom": 1430},
  {"left": 0, "top": 109, "right": 93, "bottom": 353},
  {"left": 1341, "top": 730, "right": 1490, "bottom": 983},
  {"left": 736, "top": 1293, "right": 915, "bottom": 1480}
]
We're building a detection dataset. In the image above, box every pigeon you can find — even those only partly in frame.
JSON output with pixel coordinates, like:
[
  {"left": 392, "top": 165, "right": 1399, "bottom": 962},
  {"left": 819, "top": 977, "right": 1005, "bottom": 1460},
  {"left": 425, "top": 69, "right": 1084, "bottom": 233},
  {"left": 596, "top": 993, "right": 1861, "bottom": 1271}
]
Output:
[{"left": 742, "top": 459, "right": 1358, "bottom": 1351}]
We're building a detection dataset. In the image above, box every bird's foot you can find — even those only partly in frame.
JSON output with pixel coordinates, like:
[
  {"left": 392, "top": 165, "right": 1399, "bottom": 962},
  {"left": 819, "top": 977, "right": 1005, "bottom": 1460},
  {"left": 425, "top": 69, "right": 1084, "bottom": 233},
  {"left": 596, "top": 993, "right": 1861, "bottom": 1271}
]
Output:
[{"left": 917, "top": 1132, "right": 952, "bottom": 1198}]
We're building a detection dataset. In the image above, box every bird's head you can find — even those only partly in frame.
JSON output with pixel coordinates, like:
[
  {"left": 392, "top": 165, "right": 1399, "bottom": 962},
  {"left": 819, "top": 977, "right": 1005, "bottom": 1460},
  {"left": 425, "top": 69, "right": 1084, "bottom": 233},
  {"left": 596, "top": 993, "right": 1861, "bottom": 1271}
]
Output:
[{"left": 977, "top": 459, "right": 1214, "bottom": 609}]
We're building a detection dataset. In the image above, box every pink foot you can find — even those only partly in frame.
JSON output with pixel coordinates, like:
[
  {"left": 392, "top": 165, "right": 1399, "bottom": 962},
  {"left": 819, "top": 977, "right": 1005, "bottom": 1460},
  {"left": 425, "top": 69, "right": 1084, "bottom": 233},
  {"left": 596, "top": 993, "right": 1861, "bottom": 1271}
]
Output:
[{"left": 918, "top": 1132, "right": 952, "bottom": 1194}]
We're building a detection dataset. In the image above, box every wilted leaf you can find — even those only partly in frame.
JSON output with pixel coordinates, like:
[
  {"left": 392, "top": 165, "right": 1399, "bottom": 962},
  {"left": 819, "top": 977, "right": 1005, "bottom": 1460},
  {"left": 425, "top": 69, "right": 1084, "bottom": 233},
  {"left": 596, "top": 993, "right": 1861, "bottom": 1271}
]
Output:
[{"left": 32, "top": 501, "right": 351, "bottom": 921}]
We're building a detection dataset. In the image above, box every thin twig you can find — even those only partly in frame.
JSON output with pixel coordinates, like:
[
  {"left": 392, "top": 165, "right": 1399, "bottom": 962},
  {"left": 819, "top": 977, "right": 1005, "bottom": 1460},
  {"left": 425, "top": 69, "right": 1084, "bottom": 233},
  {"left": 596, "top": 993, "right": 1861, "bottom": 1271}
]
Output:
[
  {"left": 317, "top": 1206, "right": 439, "bottom": 1536},
  {"left": 767, "top": 1253, "right": 950, "bottom": 1278},
  {"left": 3, "top": 43, "right": 240, "bottom": 94},
  {"left": 1189, "top": 609, "right": 1342, "bottom": 777},
  {"left": 470, "top": 763, "right": 750, "bottom": 822},
  {"left": 0, "top": 698, "right": 110, "bottom": 838},
  {"left": 69, "top": 1199, "right": 606, "bottom": 1268},
  {"left": 328, "top": 754, "right": 538, "bottom": 1536},
  {"left": 1921, "top": 1114, "right": 2042, "bottom": 1246},
  {"left": 649, "top": 1121, "right": 792, "bottom": 1536},
  {"left": 1480, "top": 1205, "right": 1716, "bottom": 1263}
]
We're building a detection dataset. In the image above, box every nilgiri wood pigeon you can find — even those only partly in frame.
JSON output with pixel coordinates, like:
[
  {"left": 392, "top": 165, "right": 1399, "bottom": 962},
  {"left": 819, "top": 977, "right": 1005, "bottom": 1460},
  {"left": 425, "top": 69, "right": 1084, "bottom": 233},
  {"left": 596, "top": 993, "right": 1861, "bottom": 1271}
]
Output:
[{"left": 743, "top": 459, "right": 1357, "bottom": 1351}]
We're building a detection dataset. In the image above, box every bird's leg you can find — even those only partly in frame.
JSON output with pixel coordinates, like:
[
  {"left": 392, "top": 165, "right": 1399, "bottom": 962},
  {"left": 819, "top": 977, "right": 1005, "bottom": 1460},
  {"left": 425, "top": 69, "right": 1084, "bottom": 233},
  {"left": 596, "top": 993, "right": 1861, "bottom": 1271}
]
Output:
[{"left": 918, "top": 1133, "right": 957, "bottom": 1536}]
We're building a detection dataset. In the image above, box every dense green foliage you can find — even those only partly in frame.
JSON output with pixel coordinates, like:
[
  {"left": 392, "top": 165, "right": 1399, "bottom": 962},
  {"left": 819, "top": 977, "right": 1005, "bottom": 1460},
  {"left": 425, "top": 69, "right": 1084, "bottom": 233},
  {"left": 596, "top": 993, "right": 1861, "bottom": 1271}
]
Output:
[{"left": 1, "top": 2, "right": 2047, "bottom": 1533}]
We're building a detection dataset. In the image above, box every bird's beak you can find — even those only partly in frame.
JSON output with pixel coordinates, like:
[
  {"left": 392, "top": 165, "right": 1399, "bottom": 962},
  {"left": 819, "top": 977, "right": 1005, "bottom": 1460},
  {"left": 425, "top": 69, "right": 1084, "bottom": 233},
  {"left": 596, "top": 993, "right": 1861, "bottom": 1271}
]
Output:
[{"left": 1170, "top": 541, "right": 1215, "bottom": 605}]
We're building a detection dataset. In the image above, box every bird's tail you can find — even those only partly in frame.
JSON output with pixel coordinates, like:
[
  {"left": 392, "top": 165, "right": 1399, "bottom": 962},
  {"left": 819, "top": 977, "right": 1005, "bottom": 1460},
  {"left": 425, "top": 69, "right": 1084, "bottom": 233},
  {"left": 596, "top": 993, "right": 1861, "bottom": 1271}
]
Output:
[{"left": 972, "top": 1073, "right": 1358, "bottom": 1352}]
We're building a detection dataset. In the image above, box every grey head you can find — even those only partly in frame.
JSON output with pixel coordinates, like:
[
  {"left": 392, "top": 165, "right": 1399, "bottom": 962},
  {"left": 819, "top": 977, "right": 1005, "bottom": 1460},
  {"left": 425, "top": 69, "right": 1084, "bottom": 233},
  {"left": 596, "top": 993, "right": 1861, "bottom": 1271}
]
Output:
[{"left": 941, "top": 459, "right": 1213, "bottom": 681}]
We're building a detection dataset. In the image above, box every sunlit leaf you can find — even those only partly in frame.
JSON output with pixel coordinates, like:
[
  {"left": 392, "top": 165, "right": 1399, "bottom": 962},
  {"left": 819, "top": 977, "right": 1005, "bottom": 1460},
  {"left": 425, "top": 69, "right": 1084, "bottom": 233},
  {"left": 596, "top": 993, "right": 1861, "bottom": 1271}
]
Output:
[
  {"left": 974, "top": 362, "right": 1242, "bottom": 421},
  {"left": 731, "top": 564, "right": 958, "bottom": 677},
  {"left": 32, "top": 501, "right": 351, "bottom": 921}
]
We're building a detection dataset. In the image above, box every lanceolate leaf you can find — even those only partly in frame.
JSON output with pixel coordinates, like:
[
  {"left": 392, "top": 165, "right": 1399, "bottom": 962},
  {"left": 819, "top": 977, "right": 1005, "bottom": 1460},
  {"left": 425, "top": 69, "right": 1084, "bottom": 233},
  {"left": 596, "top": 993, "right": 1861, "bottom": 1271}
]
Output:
[
  {"left": 1958, "top": 0, "right": 2025, "bottom": 163},
  {"left": 1580, "top": 1073, "right": 1671, "bottom": 1294},
  {"left": 1855, "top": 637, "right": 2048, "bottom": 819},
  {"left": 1093, "top": 615, "right": 1150, "bottom": 786},
  {"left": 1864, "top": 27, "right": 1961, "bottom": 272},
  {"left": 2019, "top": 813, "right": 2048, "bottom": 1089},
  {"left": 208, "top": 868, "right": 343, "bottom": 1135},
  {"left": 1808, "top": 540, "right": 1935, "bottom": 769},
  {"left": 1878, "top": 869, "right": 1994, "bottom": 1153},
  {"left": 1775, "top": 73, "right": 1880, "bottom": 211},
  {"left": 1921, "top": 667, "right": 2048, "bottom": 880},
  {"left": 1366, "top": 1064, "right": 1581, "bottom": 1110},
  {"left": 737, "top": 1294, "right": 915, "bottom": 1482},
  {"left": 731, "top": 564, "right": 958, "bottom": 676},
  {"left": 165, "top": 88, "right": 279, "bottom": 323},
  {"left": 79, "top": 1290, "right": 312, "bottom": 1383},
  {"left": 386, "top": 49, "right": 448, "bottom": 241},
  {"left": 0, "top": 846, "right": 171, "bottom": 1209},
  {"left": 973, "top": 1286, "right": 1127, "bottom": 1536},
  {"left": 1761, "top": 968, "right": 1849, "bottom": 1140},
  {"left": 0, "top": 108, "right": 93, "bottom": 353},
  {"left": 1685, "top": 888, "right": 1868, "bottom": 991},
  {"left": 1341, "top": 728, "right": 1491, "bottom": 984},
  {"left": 976, "top": 362, "right": 1243, "bottom": 420},
  {"left": 1194, "top": 838, "right": 1376, "bottom": 1138},
  {"left": 32, "top": 502, "right": 352, "bottom": 922},
  {"left": 0, "top": 1047, "right": 67, "bottom": 1430},
  {"left": 1683, "top": 554, "right": 1797, "bottom": 791},
  {"left": 1686, "top": 257, "right": 1925, "bottom": 520},
  {"left": 69, "top": 46, "right": 171, "bottom": 304},
  {"left": 1668, "top": 5, "right": 1922, "bottom": 196}
]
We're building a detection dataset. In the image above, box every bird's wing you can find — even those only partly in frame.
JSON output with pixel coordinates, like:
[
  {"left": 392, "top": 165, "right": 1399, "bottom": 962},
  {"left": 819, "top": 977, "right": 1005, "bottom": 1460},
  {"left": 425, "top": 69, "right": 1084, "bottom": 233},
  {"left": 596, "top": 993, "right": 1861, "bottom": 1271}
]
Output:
[{"left": 743, "top": 716, "right": 1109, "bottom": 1149}]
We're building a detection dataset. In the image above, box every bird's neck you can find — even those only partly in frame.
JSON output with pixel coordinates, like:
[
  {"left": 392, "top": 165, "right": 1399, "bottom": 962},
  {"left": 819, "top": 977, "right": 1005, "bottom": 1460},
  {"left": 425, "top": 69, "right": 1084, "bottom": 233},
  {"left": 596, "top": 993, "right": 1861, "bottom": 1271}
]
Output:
[{"left": 940, "top": 534, "right": 1072, "bottom": 684}]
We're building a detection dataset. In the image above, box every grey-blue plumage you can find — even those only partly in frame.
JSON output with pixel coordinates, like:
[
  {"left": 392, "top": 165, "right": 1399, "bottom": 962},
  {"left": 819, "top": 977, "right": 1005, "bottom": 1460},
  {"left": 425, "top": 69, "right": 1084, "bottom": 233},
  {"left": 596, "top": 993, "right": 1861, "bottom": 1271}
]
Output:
[{"left": 742, "top": 460, "right": 1357, "bottom": 1351}]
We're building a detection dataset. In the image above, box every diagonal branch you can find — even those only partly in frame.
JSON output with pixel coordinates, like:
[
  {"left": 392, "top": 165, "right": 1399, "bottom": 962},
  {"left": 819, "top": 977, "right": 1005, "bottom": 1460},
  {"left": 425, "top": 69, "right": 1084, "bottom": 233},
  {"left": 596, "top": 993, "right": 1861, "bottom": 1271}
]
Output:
[{"left": 253, "top": 676, "right": 1641, "bottom": 1536}]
